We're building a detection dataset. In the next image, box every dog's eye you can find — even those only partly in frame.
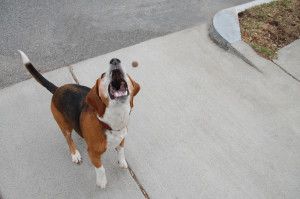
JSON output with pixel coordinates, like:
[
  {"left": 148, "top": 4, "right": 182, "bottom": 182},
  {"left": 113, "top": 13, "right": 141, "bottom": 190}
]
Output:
[{"left": 101, "top": 73, "right": 106, "bottom": 78}]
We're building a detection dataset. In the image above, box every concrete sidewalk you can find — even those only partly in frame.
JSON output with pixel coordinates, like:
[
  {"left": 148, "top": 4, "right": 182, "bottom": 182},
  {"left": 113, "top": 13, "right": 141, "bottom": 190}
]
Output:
[
  {"left": 1, "top": 23, "right": 300, "bottom": 199},
  {"left": 274, "top": 39, "right": 300, "bottom": 80}
]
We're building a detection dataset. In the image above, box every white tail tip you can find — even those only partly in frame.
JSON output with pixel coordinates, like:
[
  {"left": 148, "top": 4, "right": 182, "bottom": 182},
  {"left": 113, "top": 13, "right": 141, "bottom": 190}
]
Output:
[{"left": 18, "top": 50, "right": 30, "bottom": 64}]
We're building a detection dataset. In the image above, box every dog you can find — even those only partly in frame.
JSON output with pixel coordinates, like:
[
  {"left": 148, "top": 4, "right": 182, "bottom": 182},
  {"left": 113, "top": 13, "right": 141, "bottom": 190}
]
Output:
[{"left": 18, "top": 51, "right": 140, "bottom": 189}]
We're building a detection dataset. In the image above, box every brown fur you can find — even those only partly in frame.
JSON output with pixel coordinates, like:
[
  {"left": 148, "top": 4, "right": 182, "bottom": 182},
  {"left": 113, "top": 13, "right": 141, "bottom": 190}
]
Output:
[
  {"left": 80, "top": 105, "right": 107, "bottom": 168},
  {"left": 127, "top": 75, "right": 140, "bottom": 108},
  {"left": 51, "top": 101, "right": 77, "bottom": 155},
  {"left": 120, "top": 138, "right": 125, "bottom": 148},
  {"left": 86, "top": 79, "right": 107, "bottom": 117}
]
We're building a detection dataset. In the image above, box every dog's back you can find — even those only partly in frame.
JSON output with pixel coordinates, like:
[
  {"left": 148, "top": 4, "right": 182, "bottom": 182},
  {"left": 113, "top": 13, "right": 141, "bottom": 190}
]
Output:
[{"left": 52, "top": 84, "right": 90, "bottom": 137}]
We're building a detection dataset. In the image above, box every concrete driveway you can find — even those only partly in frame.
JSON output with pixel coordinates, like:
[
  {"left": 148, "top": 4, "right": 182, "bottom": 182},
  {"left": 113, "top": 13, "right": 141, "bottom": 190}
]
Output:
[{"left": 1, "top": 24, "right": 300, "bottom": 199}]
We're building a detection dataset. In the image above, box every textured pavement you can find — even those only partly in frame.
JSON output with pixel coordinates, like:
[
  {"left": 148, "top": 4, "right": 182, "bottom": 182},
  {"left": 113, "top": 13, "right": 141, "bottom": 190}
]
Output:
[{"left": 1, "top": 23, "right": 300, "bottom": 199}]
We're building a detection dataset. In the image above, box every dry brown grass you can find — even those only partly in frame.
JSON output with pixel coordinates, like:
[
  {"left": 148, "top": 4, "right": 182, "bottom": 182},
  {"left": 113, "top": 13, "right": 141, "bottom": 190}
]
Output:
[{"left": 239, "top": 0, "right": 300, "bottom": 60}]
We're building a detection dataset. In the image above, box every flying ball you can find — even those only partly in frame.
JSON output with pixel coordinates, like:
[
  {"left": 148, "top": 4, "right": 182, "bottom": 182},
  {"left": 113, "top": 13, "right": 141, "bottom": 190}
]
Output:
[{"left": 132, "top": 61, "right": 138, "bottom": 67}]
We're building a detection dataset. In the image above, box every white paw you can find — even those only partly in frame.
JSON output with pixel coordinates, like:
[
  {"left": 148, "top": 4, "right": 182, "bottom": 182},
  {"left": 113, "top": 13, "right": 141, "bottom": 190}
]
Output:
[
  {"left": 71, "top": 150, "right": 82, "bottom": 164},
  {"left": 117, "top": 146, "right": 128, "bottom": 169},
  {"left": 95, "top": 166, "right": 107, "bottom": 189},
  {"left": 96, "top": 177, "right": 107, "bottom": 189},
  {"left": 118, "top": 159, "right": 128, "bottom": 169}
]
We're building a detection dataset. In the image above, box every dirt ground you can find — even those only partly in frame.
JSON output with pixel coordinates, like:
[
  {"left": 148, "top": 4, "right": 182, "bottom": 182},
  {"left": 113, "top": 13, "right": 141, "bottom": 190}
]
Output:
[{"left": 239, "top": 0, "right": 300, "bottom": 60}]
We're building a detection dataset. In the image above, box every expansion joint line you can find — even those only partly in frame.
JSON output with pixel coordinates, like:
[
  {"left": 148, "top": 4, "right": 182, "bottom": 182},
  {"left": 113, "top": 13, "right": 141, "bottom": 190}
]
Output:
[
  {"left": 127, "top": 162, "right": 150, "bottom": 199},
  {"left": 68, "top": 65, "right": 80, "bottom": 84},
  {"left": 272, "top": 61, "right": 300, "bottom": 83}
]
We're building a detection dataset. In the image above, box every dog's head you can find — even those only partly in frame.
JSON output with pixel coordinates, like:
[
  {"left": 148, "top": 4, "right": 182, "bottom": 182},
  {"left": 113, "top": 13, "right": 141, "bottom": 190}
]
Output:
[{"left": 86, "top": 58, "right": 140, "bottom": 117}]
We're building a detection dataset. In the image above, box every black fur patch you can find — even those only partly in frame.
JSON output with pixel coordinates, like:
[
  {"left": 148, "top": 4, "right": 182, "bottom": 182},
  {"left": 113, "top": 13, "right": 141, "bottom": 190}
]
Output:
[
  {"left": 25, "top": 63, "right": 57, "bottom": 94},
  {"left": 52, "top": 84, "right": 90, "bottom": 137}
]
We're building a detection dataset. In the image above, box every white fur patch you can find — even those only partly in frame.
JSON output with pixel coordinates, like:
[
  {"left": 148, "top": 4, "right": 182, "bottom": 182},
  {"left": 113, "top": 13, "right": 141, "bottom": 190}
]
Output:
[
  {"left": 18, "top": 50, "right": 30, "bottom": 64},
  {"left": 96, "top": 95, "right": 131, "bottom": 149},
  {"left": 105, "top": 127, "right": 128, "bottom": 149},
  {"left": 95, "top": 165, "right": 107, "bottom": 189},
  {"left": 117, "top": 146, "right": 128, "bottom": 169},
  {"left": 101, "top": 99, "right": 131, "bottom": 130},
  {"left": 71, "top": 150, "right": 81, "bottom": 164}
]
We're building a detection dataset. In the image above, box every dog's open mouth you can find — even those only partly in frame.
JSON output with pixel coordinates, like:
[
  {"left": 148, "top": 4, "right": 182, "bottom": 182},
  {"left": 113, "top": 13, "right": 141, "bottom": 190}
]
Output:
[{"left": 108, "top": 69, "right": 129, "bottom": 100}]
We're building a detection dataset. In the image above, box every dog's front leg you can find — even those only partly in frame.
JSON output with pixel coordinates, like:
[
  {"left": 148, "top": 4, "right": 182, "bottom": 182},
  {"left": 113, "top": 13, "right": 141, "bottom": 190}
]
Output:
[
  {"left": 88, "top": 149, "right": 107, "bottom": 189},
  {"left": 117, "top": 138, "right": 128, "bottom": 169}
]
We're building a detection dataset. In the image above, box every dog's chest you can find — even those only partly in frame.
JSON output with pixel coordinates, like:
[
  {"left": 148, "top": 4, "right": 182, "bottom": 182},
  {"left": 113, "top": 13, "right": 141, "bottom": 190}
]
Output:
[
  {"left": 102, "top": 102, "right": 131, "bottom": 130},
  {"left": 101, "top": 102, "right": 131, "bottom": 148},
  {"left": 105, "top": 128, "right": 128, "bottom": 149}
]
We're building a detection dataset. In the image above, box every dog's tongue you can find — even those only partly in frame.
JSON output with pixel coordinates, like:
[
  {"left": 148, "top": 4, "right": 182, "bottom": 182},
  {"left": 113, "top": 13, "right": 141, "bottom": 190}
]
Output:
[
  {"left": 114, "top": 91, "right": 124, "bottom": 98},
  {"left": 113, "top": 84, "right": 126, "bottom": 98}
]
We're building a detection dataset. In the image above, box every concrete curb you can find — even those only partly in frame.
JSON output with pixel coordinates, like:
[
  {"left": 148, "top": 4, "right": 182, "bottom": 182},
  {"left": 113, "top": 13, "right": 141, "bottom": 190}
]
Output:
[{"left": 209, "top": 0, "right": 276, "bottom": 71}]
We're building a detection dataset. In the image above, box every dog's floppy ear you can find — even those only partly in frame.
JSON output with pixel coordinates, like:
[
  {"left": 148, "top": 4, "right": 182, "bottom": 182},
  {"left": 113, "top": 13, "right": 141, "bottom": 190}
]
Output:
[
  {"left": 127, "top": 75, "right": 140, "bottom": 108},
  {"left": 86, "top": 78, "right": 106, "bottom": 117}
]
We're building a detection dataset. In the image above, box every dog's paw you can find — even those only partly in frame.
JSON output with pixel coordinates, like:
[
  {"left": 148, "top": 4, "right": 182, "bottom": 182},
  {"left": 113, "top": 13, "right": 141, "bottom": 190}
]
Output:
[
  {"left": 71, "top": 150, "right": 82, "bottom": 164},
  {"left": 96, "top": 178, "right": 107, "bottom": 189},
  {"left": 118, "top": 159, "right": 128, "bottom": 169},
  {"left": 95, "top": 166, "right": 107, "bottom": 189}
]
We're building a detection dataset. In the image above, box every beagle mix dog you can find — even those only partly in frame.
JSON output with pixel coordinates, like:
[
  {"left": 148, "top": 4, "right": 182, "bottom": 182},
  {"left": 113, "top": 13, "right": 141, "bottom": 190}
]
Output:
[{"left": 19, "top": 51, "right": 140, "bottom": 189}]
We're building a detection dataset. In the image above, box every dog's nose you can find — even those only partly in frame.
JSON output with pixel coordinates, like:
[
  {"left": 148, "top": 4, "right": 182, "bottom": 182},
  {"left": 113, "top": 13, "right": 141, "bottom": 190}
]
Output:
[
  {"left": 109, "top": 58, "right": 124, "bottom": 72},
  {"left": 110, "top": 58, "right": 121, "bottom": 66}
]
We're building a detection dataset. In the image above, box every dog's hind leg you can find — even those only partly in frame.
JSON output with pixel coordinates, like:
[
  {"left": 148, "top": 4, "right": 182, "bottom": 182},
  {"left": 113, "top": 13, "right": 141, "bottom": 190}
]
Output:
[
  {"left": 88, "top": 149, "right": 107, "bottom": 189},
  {"left": 51, "top": 101, "right": 82, "bottom": 164}
]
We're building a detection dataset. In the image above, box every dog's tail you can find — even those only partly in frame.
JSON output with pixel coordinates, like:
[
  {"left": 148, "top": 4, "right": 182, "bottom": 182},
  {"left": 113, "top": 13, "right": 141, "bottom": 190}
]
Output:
[{"left": 18, "top": 50, "right": 57, "bottom": 94}]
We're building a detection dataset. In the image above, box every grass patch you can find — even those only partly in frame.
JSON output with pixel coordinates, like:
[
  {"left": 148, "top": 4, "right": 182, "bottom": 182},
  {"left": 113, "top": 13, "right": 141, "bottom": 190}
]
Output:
[{"left": 239, "top": 0, "right": 300, "bottom": 60}]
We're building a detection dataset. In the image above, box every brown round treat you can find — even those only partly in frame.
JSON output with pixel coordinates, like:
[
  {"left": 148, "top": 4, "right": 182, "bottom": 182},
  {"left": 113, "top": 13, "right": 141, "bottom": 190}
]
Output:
[{"left": 132, "top": 61, "right": 138, "bottom": 67}]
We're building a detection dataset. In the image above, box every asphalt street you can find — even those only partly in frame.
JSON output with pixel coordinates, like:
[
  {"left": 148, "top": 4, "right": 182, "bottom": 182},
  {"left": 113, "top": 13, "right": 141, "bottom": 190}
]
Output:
[{"left": 0, "top": 0, "right": 251, "bottom": 87}]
